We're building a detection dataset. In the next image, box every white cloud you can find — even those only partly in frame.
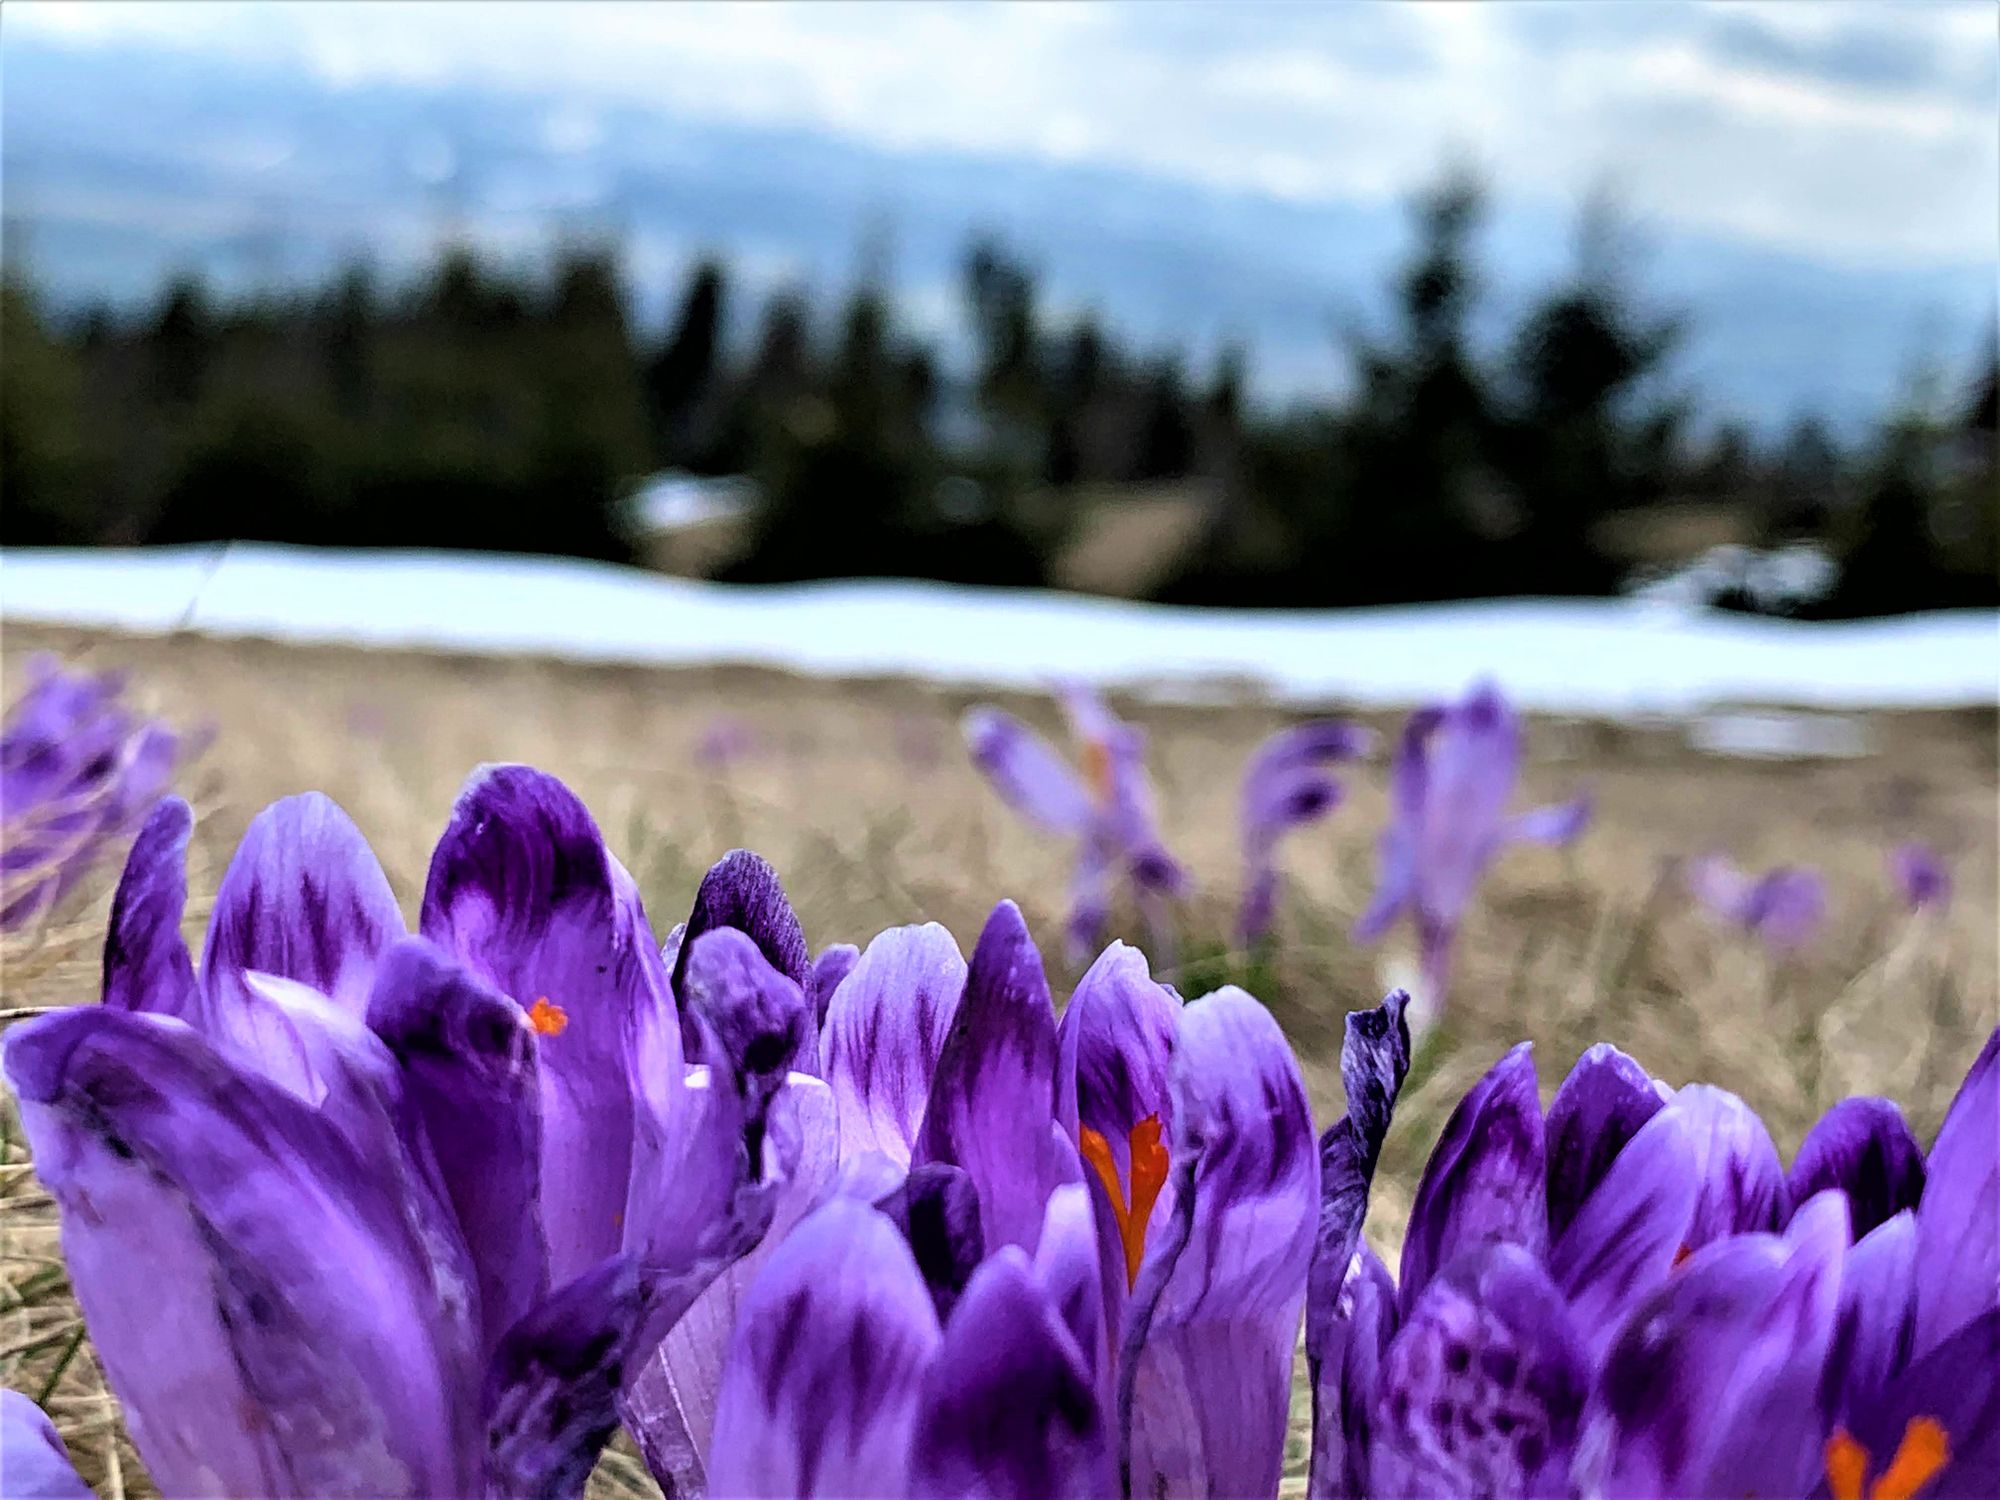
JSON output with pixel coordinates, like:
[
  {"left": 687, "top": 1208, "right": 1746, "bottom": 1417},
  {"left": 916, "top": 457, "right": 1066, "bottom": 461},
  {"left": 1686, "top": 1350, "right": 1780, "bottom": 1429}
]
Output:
[{"left": 10, "top": 0, "right": 1995, "bottom": 266}]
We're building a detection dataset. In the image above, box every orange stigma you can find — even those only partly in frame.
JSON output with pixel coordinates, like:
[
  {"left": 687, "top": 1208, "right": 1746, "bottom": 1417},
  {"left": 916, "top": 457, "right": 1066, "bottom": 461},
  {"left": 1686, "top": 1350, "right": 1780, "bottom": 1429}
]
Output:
[
  {"left": 1080, "top": 738, "right": 1115, "bottom": 805},
  {"left": 1078, "top": 1115, "right": 1169, "bottom": 1288},
  {"left": 527, "top": 997, "right": 569, "bottom": 1037},
  {"left": 1826, "top": 1417, "right": 1950, "bottom": 1500}
]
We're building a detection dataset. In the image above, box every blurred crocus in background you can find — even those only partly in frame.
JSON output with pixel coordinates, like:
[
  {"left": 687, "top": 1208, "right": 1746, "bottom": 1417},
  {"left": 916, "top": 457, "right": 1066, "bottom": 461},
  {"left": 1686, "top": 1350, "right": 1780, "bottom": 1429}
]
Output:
[
  {"left": 1238, "top": 719, "right": 1370, "bottom": 946},
  {"left": 1, "top": 1390, "right": 94, "bottom": 1500},
  {"left": 1687, "top": 853, "right": 1829, "bottom": 952},
  {"left": 1353, "top": 683, "right": 1589, "bottom": 1019},
  {"left": 1891, "top": 841, "right": 1953, "bottom": 914},
  {"left": 693, "top": 713, "right": 764, "bottom": 771},
  {"left": 0, "top": 655, "right": 187, "bottom": 930},
  {"left": 963, "top": 684, "right": 1186, "bottom": 960}
]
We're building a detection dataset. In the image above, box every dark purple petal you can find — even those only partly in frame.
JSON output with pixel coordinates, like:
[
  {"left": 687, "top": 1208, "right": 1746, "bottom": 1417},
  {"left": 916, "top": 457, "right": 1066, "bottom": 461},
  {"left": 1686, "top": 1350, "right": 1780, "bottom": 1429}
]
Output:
[
  {"left": 1310, "top": 1246, "right": 1398, "bottom": 1500},
  {"left": 1662, "top": 1083, "right": 1788, "bottom": 1251},
  {"left": 1504, "top": 796, "right": 1592, "bottom": 847},
  {"left": 482, "top": 1253, "right": 647, "bottom": 1500},
  {"left": 807, "top": 942, "right": 861, "bottom": 1026},
  {"left": 873, "top": 1160, "right": 987, "bottom": 1327},
  {"left": 1586, "top": 1223, "right": 1842, "bottom": 1499},
  {"left": 1544, "top": 1043, "right": 1669, "bottom": 1242},
  {"left": 915, "top": 901, "right": 1078, "bottom": 1255},
  {"left": 679, "top": 927, "right": 812, "bottom": 1102},
  {"left": 1548, "top": 1106, "right": 1698, "bottom": 1364},
  {"left": 1064, "top": 833, "right": 1115, "bottom": 961},
  {"left": 202, "top": 791, "right": 405, "bottom": 1021},
  {"left": 1746, "top": 866, "right": 1828, "bottom": 951},
  {"left": 1790, "top": 1096, "right": 1926, "bottom": 1240},
  {"left": 1833, "top": 1210, "right": 1918, "bottom": 1418},
  {"left": 673, "top": 848, "right": 810, "bottom": 1036},
  {"left": 1309, "top": 992, "right": 1413, "bottom": 1400},
  {"left": 100, "top": 796, "right": 199, "bottom": 1018},
  {"left": 910, "top": 1249, "right": 1113, "bottom": 1500},
  {"left": 1366, "top": 1244, "right": 1588, "bottom": 1500},
  {"left": 962, "top": 707, "right": 1095, "bottom": 833},
  {"left": 706, "top": 1199, "right": 942, "bottom": 1499},
  {"left": 1399, "top": 1043, "right": 1547, "bottom": 1315},
  {"left": 1062, "top": 687, "right": 1187, "bottom": 899},
  {"left": 1034, "top": 1183, "right": 1109, "bottom": 1393},
  {"left": 1056, "top": 939, "right": 1180, "bottom": 1329},
  {"left": 820, "top": 922, "right": 966, "bottom": 1166},
  {"left": 1, "top": 1390, "right": 95, "bottom": 1500},
  {"left": 3, "top": 1006, "right": 480, "bottom": 1498},
  {"left": 1120, "top": 988, "right": 1318, "bottom": 1500},
  {"left": 422, "top": 764, "right": 668, "bottom": 1282},
  {"left": 367, "top": 935, "right": 548, "bottom": 1363},
  {"left": 1890, "top": 840, "right": 1953, "bottom": 912},
  {"left": 1848, "top": 1308, "right": 2000, "bottom": 1499},
  {"left": 1238, "top": 721, "right": 1366, "bottom": 943},
  {"left": 1915, "top": 1026, "right": 1999, "bottom": 1356}
]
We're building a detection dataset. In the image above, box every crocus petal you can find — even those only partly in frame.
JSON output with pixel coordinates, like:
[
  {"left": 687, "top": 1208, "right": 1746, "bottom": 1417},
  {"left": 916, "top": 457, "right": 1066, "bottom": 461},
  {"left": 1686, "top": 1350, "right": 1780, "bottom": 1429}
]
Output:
[
  {"left": 1662, "top": 1083, "right": 1788, "bottom": 1251},
  {"left": 1398, "top": 1043, "right": 1547, "bottom": 1315},
  {"left": 3, "top": 1007, "right": 480, "bottom": 1499},
  {"left": 201, "top": 791, "right": 405, "bottom": 1022},
  {"left": 1748, "top": 866, "right": 1828, "bottom": 951},
  {"left": 673, "top": 848, "right": 811, "bottom": 1052},
  {"left": 482, "top": 1253, "right": 648, "bottom": 1500},
  {"left": 1790, "top": 1096, "right": 1927, "bottom": 1240},
  {"left": 1034, "top": 1182, "right": 1109, "bottom": 1392},
  {"left": 1890, "top": 841, "right": 1953, "bottom": 912},
  {"left": 101, "top": 795, "right": 199, "bottom": 1018},
  {"left": 704, "top": 1198, "right": 942, "bottom": 1500},
  {"left": 1366, "top": 1244, "right": 1590, "bottom": 1500},
  {"left": 1587, "top": 1224, "right": 1843, "bottom": 1499},
  {"left": 1915, "top": 1027, "right": 1999, "bottom": 1356},
  {"left": 807, "top": 942, "right": 860, "bottom": 1026},
  {"left": 962, "top": 707, "right": 1096, "bottom": 833},
  {"left": 1686, "top": 854, "right": 1755, "bottom": 925},
  {"left": 1120, "top": 988, "right": 1319, "bottom": 1500},
  {"left": 1548, "top": 1105, "right": 1698, "bottom": 1364},
  {"left": 367, "top": 935, "right": 548, "bottom": 1364},
  {"left": 626, "top": 1074, "right": 838, "bottom": 1498},
  {"left": 1309, "top": 992, "right": 1413, "bottom": 1395},
  {"left": 872, "top": 1160, "right": 987, "bottom": 1326},
  {"left": 1310, "top": 1245, "right": 1398, "bottom": 1500},
  {"left": 1504, "top": 797, "right": 1592, "bottom": 847},
  {"left": 422, "top": 764, "right": 668, "bottom": 1282},
  {"left": 1415, "top": 684, "right": 1521, "bottom": 926},
  {"left": 1353, "top": 706, "right": 1443, "bottom": 944},
  {"left": 1849, "top": 1308, "right": 2000, "bottom": 1498},
  {"left": 1544, "top": 1043, "right": 1669, "bottom": 1242},
  {"left": 1834, "top": 1210, "right": 1918, "bottom": 1417},
  {"left": 915, "top": 901, "right": 1079, "bottom": 1255},
  {"left": 1064, "top": 833, "right": 1116, "bottom": 961},
  {"left": 909, "top": 1248, "right": 1114, "bottom": 1500},
  {"left": 1057, "top": 939, "right": 1180, "bottom": 1331},
  {"left": 1, "top": 1391, "right": 95, "bottom": 1500},
  {"left": 820, "top": 922, "right": 966, "bottom": 1166}
]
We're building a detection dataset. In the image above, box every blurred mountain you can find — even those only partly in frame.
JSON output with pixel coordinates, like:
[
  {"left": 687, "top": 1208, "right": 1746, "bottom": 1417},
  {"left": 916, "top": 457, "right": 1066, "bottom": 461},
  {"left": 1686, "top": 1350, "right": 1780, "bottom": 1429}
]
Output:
[{"left": 4, "top": 34, "right": 1989, "bottom": 433}]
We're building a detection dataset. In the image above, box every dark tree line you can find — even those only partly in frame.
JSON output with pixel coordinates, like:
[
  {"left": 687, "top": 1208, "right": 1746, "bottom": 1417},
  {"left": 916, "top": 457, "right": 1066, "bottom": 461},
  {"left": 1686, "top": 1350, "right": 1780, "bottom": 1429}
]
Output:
[{"left": 3, "top": 171, "right": 1993, "bottom": 614}]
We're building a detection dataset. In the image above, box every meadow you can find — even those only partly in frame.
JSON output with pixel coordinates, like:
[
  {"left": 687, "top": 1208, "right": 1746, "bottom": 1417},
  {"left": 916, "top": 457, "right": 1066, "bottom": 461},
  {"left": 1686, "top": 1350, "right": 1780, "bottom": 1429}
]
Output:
[{"left": 3, "top": 619, "right": 1995, "bottom": 1497}]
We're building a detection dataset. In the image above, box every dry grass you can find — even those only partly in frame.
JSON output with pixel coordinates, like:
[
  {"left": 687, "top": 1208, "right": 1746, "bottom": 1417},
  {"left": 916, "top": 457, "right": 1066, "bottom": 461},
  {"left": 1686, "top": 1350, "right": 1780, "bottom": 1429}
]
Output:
[{"left": 2, "top": 620, "right": 1995, "bottom": 1497}]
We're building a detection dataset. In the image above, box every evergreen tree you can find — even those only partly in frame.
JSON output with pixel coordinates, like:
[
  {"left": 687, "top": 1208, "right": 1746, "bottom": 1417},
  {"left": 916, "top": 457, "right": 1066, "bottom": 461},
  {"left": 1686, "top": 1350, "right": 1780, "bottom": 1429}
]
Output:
[{"left": 648, "top": 257, "right": 727, "bottom": 466}]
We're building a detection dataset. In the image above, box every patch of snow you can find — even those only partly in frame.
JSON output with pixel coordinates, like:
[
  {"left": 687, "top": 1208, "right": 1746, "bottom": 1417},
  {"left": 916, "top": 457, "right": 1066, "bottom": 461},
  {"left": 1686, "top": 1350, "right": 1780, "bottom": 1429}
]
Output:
[
  {"left": 1627, "top": 543, "right": 1837, "bottom": 614},
  {"left": 629, "top": 472, "right": 756, "bottom": 535},
  {"left": 2, "top": 546, "right": 1995, "bottom": 717},
  {"left": 1686, "top": 711, "right": 1873, "bottom": 760}
]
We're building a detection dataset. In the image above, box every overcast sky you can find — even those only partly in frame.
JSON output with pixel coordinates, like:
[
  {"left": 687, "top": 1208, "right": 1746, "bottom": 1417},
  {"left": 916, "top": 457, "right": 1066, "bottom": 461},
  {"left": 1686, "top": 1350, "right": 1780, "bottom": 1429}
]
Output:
[{"left": 14, "top": 0, "right": 1997, "bottom": 271}]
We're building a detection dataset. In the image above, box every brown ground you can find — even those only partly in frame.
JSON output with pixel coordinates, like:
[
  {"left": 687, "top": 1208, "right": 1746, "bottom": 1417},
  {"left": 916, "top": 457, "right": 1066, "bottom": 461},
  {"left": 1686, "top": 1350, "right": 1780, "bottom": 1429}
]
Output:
[{"left": 3, "top": 620, "right": 1995, "bottom": 1497}]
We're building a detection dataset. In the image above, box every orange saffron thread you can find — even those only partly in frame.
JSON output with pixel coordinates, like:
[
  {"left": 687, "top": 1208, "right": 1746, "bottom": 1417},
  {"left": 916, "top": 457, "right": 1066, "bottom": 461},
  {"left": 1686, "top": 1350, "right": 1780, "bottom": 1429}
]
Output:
[
  {"left": 1078, "top": 1115, "right": 1169, "bottom": 1288},
  {"left": 528, "top": 997, "right": 569, "bottom": 1037},
  {"left": 1825, "top": 1417, "right": 1950, "bottom": 1500}
]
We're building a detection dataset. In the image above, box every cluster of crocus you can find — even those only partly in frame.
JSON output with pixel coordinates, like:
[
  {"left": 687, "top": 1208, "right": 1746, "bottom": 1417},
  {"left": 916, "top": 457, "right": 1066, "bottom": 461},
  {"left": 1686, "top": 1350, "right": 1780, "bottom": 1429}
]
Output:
[
  {"left": 1308, "top": 992, "right": 1998, "bottom": 1500},
  {"left": 0, "top": 655, "right": 187, "bottom": 930},
  {"left": 1352, "top": 684, "right": 1589, "bottom": 1016}
]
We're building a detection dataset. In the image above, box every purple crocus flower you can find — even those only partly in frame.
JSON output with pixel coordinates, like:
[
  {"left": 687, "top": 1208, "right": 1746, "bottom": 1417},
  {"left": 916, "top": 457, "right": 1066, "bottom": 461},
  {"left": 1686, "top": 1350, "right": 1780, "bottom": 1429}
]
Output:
[
  {"left": 1238, "top": 720, "right": 1370, "bottom": 946},
  {"left": 1306, "top": 992, "right": 2000, "bottom": 1500},
  {"left": 1, "top": 1390, "right": 95, "bottom": 1500},
  {"left": 1, "top": 654, "right": 186, "bottom": 929},
  {"left": 963, "top": 685, "right": 1186, "bottom": 960},
  {"left": 2, "top": 770, "right": 815, "bottom": 1498},
  {"left": 1353, "top": 683, "right": 1589, "bottom": 1015},
  {"left": 1686, "top": 853, "right": 1828, "bottom": 952},
  {"left": 1890, "top": 841, "right": 1953, "bottom": 913},
  {"left": 693, "top": 714, "right": 763, "bottom": 771}
]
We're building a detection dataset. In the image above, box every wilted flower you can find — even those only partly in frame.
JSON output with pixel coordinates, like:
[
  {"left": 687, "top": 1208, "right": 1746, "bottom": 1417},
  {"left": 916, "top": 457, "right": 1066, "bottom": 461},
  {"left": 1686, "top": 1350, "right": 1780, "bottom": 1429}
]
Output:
[
  {"left": 1, "top": 1390, "right": 94, "bottom": 1500},
  {"left": 963, "top": 684, "right": 1186, "bottom": 959},
  {"left": 2, "top": 771, "right": 818, "bottom": 1498},
  {"left": 1, "top": 654, "right": 186, "bottom": 930},
  {"left": 1307, "top": 993, "right": 2000, "bottom": 1500},
  {"left": 1686, "top": 853, "right": 1828, "bottom": 951},
  {"left": 1353, "top": 684, "right": 1589, "bottom": 1014},
  {"left": 1890, "top": 842, "right": 1952, "bottom": 914},
  {"left": 1237, "top": 720, "right": 1370, "bottom": 946}
]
